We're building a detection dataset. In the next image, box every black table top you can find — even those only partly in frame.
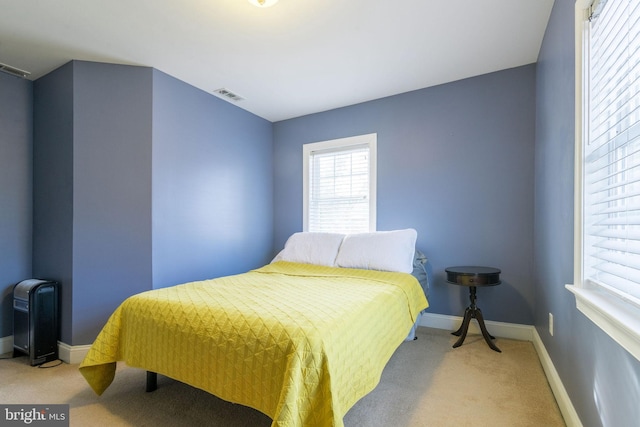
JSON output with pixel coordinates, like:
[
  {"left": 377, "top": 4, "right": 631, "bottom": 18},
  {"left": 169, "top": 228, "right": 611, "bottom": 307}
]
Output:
[{"left": 445, "top": 266, "right": 501, "bottom": 286}]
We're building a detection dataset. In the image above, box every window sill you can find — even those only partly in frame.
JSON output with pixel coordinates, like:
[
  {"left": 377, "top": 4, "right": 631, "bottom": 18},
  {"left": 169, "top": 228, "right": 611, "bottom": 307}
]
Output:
[{"left": 566, "top": 284, "right": 640, "bottom": 362}]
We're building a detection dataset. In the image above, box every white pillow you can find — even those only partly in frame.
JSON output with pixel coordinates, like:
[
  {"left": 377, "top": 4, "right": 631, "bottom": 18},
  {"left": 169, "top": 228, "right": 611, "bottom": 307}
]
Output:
[
  {"left": 335, "top": 229, "right": 417, "bottom": 273},
  {"left": 272, "top": 232, "right": 345, "bottom": 266}
]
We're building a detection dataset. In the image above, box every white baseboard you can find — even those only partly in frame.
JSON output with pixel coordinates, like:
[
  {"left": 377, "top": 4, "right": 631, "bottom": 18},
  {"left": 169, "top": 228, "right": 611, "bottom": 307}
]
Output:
[
  {"left": 49, "top": 314, "right": 531, "bottom": 363},
  {"left": 532, "top": 328, "right": 583, "bottom": 427},
  {"left": 0, "top": 335, "right": 89, "bottom": 364},
  {"left": 0, "top": 335, "right": 13, "bottom": 354},
  {"left": 421, "top": 312, "right": 582, "bottom": 427},
  {"left": 58, "top": 341, "right": 91, "bottom": 364},
  {"left": 420, "top": 312, "right": 534, "bottom": 341}
]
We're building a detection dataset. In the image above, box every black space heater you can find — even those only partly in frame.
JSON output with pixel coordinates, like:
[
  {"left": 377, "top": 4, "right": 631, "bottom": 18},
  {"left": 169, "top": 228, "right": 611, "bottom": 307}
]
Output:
[{"left": 13, "top": 279, "right": 59, "bottom": 366}]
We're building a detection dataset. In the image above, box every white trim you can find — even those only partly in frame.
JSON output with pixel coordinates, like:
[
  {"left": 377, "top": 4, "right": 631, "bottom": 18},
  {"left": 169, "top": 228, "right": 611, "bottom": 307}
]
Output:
[
  {"left": 52, "top": 316, "right": 532, "bottom": 363},
  {"left": 55, "top": 314, "right": 535, "bottom": 365},
  {"left": 0, "top": 335, "right": 13, "bottom": 354},
  {"left": 574, "top": 0, "right": 587, "bottom": 285},
  {"left": 568, "top": 0, "right": 640, "bottom": 364},
  {"left": 532, "top": 328, "right": 584, "bottom": 427},
  {"left": 419, "top": 312, "right": 533, "bottom": 342},
  {"left": 302, "top": 133, "right": 377, "bottom": 232},
  {"left": 57, "top": 341, "right": 91, "bottom": 364},
  {"left": 1, "top": 337, "right": 90, "bottom": 365},
  {"left": 566, "top": 285, "right": 640, "bottom": 362}
]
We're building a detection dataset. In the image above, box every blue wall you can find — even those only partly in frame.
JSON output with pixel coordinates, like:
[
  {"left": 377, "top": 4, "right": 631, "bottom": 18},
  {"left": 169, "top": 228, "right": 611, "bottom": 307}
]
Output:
[
  {"left": 71, "top": 62, "right": 154, "bottom": 344},
  {"left": 151, "top": 69, "right": 274, "bottom": 288},
  {"left": 273, "top": 65, "right": 536, "bottom": 325},
  {"left": 33, "top": 61, "right": 154, "bottom": 344},
  {"left": 534, "top": 1, "right": 640, "bottom": 426},
  {"left": 30, "top": 61, "right": 273, "bottom": 345},
  {"left": 32, "top": 62, "right": 75, "bottom": 344},
  {"left": 0, "top": 72, "right": 33, "bottom": 338}
]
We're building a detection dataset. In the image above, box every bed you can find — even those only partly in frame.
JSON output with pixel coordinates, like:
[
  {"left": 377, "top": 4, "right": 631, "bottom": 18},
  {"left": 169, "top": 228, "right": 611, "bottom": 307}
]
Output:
[{"left": 79, "top": 229, "right": 429, "bottom": 427}]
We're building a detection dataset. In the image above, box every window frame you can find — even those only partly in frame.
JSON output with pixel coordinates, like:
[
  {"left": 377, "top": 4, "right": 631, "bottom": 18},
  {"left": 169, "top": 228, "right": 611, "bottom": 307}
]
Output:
[
  {"left": 302, "top": 133, "right": 377, "bottom": 233},
  {"left": 566, "top": 0, "right": 640, "bottom": 362}
]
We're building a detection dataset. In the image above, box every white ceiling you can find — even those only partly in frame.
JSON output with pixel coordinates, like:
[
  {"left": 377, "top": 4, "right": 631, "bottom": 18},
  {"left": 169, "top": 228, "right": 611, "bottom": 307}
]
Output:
[{"left": 0, "top": 0, "right": 554, "bottom": 122}]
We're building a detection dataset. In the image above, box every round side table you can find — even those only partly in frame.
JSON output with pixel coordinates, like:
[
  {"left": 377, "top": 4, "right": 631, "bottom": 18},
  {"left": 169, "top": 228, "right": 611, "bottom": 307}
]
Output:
[{"left": 445, "top": 266, "right": 501, "bottom": 353}]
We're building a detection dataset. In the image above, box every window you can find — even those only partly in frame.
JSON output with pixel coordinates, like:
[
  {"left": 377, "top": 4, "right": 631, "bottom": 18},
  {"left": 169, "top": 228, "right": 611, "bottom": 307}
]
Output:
[
  {"left": 568, "top": 0, "right": 640, "bottom": 362},
  {"left": 303, "top": 134, "right": 377, "bottom": 233}
]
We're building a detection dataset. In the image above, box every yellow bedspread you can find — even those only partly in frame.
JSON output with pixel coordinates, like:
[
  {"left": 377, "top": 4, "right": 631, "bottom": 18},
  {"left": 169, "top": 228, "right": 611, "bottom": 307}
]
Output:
[{"left": 79, "top": 261, "right": 428, "bottom": 427}]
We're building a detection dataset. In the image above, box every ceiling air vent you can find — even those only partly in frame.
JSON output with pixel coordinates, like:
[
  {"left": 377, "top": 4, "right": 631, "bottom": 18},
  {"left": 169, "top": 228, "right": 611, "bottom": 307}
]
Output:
[
  {"left": 0, "top": 62, "right": 31, "bottom": 78},
  {"left": 214, "top": 88, "right": 244, "bottom": 102}
]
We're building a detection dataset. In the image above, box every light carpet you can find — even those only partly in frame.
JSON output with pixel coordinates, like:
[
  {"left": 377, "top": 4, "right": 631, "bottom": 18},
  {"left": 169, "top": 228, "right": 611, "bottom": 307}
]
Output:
[{"left": 0, "top": 327, "right": 565, "bottom": 426}]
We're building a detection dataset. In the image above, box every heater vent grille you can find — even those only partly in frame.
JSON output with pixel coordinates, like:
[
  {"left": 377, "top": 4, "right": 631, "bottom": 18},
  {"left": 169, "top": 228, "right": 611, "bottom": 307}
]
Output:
[{"left": 214, "top": 88, "right": 244, "bottom": 102}]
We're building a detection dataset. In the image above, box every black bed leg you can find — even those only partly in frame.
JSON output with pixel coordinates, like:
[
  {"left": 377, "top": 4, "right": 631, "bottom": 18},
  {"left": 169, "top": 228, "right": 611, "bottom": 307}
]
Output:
[{"left": 146, "top": 371, "right": 157, "bottom": 392}]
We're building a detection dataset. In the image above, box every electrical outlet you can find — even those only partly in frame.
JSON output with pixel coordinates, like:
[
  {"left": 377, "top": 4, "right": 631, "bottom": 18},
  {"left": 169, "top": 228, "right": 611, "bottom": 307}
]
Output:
[{"left": 549, "top": 313, "right": 554, "bottom": 336}]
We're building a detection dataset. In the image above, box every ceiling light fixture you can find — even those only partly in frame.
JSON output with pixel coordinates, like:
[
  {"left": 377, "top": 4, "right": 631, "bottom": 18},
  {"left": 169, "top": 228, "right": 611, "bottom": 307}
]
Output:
[{"left": 248, "top": 0, "right": 278, "bottom": 7}]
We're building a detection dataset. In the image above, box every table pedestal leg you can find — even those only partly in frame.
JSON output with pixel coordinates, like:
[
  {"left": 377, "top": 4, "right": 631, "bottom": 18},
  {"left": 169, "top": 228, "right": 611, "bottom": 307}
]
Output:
[
  {"left": 451, "top": 307, "right": 472, "bottom": 345},
  {"left": 451, "top": 286, "right": 501, "bottom": 352}
]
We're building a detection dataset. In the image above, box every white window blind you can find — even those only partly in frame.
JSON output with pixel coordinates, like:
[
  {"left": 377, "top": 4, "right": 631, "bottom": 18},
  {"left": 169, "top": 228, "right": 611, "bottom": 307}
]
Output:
[
  {"left": 303, "top": 134, "right": 376, "bottom": 233},
  {"left": 584, "top": 0, "right": 640, "bottom": 306}
]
